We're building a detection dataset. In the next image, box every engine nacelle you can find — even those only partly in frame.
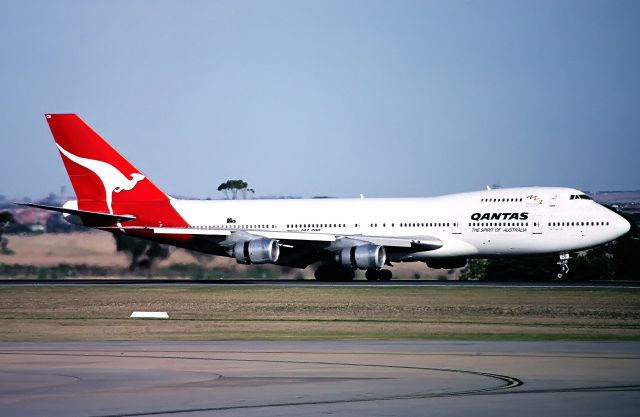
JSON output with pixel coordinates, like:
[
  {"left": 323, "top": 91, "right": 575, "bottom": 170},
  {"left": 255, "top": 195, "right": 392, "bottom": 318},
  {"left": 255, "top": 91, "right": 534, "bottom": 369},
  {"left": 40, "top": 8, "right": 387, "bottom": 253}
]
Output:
[
  {"left": 233, "top": 238, "right": 280, "bottom": 265},
  {"left": 337, "top": 244, "right": 386, "bottom": 270}
]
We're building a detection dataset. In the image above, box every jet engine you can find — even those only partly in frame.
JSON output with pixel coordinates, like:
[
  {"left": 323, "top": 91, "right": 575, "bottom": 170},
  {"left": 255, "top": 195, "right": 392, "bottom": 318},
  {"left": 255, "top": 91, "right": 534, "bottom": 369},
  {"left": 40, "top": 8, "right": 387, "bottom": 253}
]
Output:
[
  {"left": 233, "top": 238, "right": 280, "bottom": 265},
  {"left": 337, "top": 244, "right": 386, "bottom": 270}
]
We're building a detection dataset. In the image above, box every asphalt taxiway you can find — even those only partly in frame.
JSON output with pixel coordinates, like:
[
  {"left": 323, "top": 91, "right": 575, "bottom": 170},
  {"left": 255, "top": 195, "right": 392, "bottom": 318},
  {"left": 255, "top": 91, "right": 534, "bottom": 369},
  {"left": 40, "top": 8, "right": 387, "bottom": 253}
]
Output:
[{"left": 1, "top": 341, "right": 639, "bottom": 417}]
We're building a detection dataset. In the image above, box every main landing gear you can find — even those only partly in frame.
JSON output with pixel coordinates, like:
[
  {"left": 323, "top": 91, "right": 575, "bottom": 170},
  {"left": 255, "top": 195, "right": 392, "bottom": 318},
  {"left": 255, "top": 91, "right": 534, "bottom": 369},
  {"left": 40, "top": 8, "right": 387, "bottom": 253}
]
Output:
[
  {"left": 556, "top": 252, "right": 571, "bottom": 279},
  {"left": 314, "top": 264, "right": 355, "bottom": 281},
  {"left": 365, "top": 269, "right": 393, "bottom": 281},
  {"left": 313, "top": 265, "right": 393, "bottom": 281}
]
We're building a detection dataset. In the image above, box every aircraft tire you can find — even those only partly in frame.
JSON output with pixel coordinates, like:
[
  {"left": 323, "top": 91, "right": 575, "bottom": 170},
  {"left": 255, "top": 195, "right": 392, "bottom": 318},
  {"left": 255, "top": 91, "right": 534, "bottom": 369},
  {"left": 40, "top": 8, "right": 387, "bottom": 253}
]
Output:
[
  {"left": 366, "top": 269, "right": 393, "bottom": 281},
  {"left": 315, "top": 265, "right": 355, "bottom": 282},
  {"left": 365, "top": 270, "right": 380, "bottom": 281}
]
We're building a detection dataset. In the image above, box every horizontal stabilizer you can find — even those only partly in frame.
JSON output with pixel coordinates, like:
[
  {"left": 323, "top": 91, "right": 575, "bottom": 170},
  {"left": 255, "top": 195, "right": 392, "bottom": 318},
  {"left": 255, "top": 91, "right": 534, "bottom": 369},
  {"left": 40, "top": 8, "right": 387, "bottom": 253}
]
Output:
[{"left": 13, "top": 202, "right": 136, "bottom": 223}]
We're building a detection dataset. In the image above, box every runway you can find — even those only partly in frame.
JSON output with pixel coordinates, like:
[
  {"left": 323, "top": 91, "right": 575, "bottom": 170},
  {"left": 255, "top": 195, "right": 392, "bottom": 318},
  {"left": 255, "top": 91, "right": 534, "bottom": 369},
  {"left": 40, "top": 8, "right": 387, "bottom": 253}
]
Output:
[
  {"left": 1, "top": 341, "right": 639, "bottom": 417},
  {"left": 1, "top": 279, "right": 639, "bottom": 289}
]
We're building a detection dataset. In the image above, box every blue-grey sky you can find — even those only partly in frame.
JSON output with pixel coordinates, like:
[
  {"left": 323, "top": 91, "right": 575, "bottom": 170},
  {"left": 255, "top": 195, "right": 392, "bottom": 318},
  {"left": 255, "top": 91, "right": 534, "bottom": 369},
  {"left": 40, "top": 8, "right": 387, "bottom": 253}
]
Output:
[{"left": 1, "top": 0, "right": 638, "bottom": 199}]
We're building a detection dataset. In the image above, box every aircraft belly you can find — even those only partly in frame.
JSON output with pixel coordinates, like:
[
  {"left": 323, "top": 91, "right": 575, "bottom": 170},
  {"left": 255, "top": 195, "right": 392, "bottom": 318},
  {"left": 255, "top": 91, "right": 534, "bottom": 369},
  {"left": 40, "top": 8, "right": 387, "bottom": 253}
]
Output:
[{"left": 392, "top": 236, "right": 478, "bottom": 261}]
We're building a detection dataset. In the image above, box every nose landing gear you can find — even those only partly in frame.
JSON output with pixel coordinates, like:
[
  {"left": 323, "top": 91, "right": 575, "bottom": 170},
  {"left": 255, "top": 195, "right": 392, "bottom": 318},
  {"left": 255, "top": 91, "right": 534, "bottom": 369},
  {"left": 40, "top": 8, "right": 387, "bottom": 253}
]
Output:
[{"left": 556, "top": 252, "right": 571, "bottom": 279}]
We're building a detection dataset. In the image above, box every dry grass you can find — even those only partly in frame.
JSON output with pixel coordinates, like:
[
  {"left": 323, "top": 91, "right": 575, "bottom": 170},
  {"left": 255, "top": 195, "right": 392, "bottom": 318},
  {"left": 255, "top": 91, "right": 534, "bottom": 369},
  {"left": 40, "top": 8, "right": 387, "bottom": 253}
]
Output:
[
  {"left": 0, "top": 286, "right": 639, "bottom": 341},
  {"left": 4, "top": 231, "right": 198, "bottom": 267}
]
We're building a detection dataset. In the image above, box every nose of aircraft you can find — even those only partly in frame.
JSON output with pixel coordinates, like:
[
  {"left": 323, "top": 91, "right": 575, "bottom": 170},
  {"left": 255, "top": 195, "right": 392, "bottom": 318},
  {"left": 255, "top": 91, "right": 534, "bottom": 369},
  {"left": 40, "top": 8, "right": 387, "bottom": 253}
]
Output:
[{"left": 614, "top": 213, "right": 631, "bottom": 238}]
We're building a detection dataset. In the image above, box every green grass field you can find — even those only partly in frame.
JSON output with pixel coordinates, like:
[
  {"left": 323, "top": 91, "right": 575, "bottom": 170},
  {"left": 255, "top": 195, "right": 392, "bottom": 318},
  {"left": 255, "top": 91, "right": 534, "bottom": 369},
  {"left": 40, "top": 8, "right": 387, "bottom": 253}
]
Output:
[{"left": 1, "top": 286, "right": 639, "bottom": 341}]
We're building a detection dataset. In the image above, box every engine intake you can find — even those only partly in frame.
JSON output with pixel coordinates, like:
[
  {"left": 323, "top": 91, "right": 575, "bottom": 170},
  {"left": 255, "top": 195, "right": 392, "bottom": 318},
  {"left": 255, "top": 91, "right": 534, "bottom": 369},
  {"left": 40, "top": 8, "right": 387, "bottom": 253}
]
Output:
[
  {"left": 233, "top": 238, "right": 280, "bottom": 265},
  {"left": 337, "top": 244, "right": 386, "bottom": 270}
]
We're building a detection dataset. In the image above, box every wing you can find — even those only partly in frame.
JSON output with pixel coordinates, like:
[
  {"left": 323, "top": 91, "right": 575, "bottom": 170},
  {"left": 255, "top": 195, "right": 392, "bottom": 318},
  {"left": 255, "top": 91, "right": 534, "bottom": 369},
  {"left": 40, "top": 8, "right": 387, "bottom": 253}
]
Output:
[
  {"left": 148, "top": 227, "right": 441, "bottom": 249},
  {"left": 150, "top": 227, "right": 437, "bottom": 245},
  {"left": 109, "top": 226, "right": 443, "bottom": 268}
]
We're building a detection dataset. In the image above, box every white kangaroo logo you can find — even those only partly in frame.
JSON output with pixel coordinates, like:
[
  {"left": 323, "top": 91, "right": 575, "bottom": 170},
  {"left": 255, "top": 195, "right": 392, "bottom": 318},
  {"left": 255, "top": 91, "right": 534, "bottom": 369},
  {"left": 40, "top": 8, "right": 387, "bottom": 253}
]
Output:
[{"left": 56, "top": 143, "right": 145, "bottom": 214}]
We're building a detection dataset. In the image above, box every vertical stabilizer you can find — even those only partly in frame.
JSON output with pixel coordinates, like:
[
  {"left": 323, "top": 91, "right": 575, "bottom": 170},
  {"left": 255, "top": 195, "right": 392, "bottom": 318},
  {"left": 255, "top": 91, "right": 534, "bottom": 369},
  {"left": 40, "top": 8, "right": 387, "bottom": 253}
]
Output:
[{"left": 45, "top": 114, "right": 187, "bottom": 227}]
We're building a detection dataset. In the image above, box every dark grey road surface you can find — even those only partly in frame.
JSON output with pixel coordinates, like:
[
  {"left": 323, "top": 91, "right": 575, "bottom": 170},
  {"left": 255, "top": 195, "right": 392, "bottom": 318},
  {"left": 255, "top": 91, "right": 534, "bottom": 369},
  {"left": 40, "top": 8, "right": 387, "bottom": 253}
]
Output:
[
  {"left": 0, "top": 341, "right": 639, "bottom": 417},
  {"left": 1, "top": 279, "right": 640, "bottom": 289}
]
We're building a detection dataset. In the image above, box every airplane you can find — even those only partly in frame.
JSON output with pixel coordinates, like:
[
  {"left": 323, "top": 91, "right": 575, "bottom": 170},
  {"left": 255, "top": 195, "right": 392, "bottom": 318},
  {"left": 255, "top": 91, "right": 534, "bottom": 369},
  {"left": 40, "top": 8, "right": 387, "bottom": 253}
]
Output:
[{"left": 17, "top": 114, "right": 631, "bottom": 280}]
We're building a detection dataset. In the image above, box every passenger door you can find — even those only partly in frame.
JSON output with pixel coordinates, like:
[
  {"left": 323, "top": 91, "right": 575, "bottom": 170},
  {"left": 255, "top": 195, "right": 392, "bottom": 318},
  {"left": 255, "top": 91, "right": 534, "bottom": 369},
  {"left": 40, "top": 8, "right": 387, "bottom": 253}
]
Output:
[
  {"left": 452, "top": 216, "right": 462, "bottom": 234},
  {"left": 532, "top": 215, "right": 542, "bottom": 234}
]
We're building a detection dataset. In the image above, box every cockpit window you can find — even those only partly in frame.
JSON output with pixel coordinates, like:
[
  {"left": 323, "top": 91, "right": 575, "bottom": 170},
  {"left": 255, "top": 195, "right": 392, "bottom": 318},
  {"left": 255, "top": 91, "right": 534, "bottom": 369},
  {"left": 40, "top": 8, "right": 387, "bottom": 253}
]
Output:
[{"left": 570, "top": 194, "right": 592, "bottom": 200}]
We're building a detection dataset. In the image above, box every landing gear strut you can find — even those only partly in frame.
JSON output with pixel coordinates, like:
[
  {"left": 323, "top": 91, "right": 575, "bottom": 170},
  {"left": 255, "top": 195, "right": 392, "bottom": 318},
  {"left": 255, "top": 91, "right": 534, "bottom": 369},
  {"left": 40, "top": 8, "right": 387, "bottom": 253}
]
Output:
[{"left": 556, "top": 252, "right": 571, "bottom": 279}]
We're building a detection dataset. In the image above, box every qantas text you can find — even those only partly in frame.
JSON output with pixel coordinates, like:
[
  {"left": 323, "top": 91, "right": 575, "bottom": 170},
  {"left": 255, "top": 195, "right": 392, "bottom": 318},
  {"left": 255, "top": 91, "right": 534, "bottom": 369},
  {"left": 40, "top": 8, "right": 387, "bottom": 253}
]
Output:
[{"left": 470, "top": 212, "right": 529, "bottom": 221}]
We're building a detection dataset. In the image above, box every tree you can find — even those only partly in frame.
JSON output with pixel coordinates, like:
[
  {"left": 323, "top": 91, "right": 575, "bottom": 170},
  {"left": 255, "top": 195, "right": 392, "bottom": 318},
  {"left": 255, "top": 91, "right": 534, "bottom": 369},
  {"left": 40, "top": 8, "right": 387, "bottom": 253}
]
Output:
[
  {"left": 114, "top": 234, "right": 170, "bottom": 277},
  {"left": 460, "top": 255, "right": 558, "bottom": 281},
  {"left": 610, "top": 212, "right": 640, "bottom": 280},
  {"left": 217, "top": 179, "right": 249, "bottom": 200},
  {"left": 45, "top": 213, "right": 85, "bottom": 233},
  {"left": 0, "top": 211, "right": 17, "bottom": 254},
  {"left": 459, "top": 259, "right": 488, "bottom": 280}
]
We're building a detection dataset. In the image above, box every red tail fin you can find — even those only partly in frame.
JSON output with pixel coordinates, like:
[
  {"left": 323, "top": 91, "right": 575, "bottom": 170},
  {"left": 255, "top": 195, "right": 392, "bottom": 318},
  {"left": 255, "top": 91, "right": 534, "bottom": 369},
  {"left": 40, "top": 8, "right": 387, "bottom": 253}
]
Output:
[{"left": 45, "top": 114, "right": 187, "bottom": 227}]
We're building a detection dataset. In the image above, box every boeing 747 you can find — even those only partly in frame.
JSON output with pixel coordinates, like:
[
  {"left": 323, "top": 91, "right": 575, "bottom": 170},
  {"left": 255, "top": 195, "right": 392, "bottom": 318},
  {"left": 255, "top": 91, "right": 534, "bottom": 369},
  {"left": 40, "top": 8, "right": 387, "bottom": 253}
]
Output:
[{"left": 18, "top": 114, "right": 631, "bottom": 280}]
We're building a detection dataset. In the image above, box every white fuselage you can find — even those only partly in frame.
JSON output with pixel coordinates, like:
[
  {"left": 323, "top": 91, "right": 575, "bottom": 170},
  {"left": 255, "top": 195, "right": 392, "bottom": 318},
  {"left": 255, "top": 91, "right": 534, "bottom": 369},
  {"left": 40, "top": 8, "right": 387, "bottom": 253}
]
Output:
[{"left": 168, "top": 186, "right": 630, "bottom": 262}]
